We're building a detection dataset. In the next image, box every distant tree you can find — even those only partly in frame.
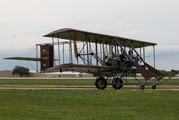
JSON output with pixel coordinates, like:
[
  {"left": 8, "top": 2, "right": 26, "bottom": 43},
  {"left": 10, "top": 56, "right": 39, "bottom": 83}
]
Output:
[
  {"left": 12, "top": 66, "right": 30, "bottom": 77},
  {"left": 171, "top": 69, "right": 178, "bottom": 74},
  {"left": 159, "top": 69, "right": 178, "bottom": 77}
]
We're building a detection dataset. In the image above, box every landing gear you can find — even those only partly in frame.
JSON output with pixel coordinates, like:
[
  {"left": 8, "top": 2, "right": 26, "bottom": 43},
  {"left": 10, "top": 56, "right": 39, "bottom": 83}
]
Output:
[
  {"left": 112, "top": 78, "right": 123, "bottom": 89},
  {"left": 140, "top": 85, "right": 145, "bottom": 90},
  {"left": 95, "top": 77, "right": 107, "bottom": 89},
  {"left": 152, "top": 85, "right": 156, "bottom": 89}
]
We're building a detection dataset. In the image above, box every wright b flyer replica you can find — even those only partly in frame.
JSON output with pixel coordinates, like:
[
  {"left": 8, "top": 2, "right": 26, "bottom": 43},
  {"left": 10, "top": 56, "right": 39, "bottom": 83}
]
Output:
[{"left": 5, "top": 28, "right": 171, "bottom": 90}]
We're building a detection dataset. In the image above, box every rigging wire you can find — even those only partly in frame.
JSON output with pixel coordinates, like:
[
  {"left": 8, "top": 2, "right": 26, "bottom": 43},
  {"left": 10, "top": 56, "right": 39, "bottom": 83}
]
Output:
[
  {"left": 16, "top": 45, "right": 37, "bottom": 70},
  {"left": 19, "top": 46, "right": 36, "bottom": 57}
]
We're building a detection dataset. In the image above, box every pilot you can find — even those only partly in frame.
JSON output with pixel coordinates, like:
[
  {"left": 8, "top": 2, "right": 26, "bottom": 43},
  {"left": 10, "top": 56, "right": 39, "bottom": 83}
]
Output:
[
  {"left": 128, "top": 50, "right": 140, "bottom": 63},
  {"left": 128, "top": 50, "right": 135, "bottom": 60},
  {"left": 121, "top": 51, "right": 133, "bottom": 67}
]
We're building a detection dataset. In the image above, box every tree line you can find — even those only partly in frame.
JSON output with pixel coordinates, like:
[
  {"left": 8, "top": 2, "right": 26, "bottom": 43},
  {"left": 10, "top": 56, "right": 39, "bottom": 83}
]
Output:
[
  {"left": 12, "top": 66, "right": 179, "bottom": 77},
  {"left": 159, "top": 69, "right": 179, "bottom": 77}
]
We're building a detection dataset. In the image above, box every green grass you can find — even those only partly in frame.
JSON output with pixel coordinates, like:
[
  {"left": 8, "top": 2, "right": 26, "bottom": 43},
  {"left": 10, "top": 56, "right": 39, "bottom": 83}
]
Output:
[
  {"left": 0, "top": 78, "right": 178, "bottom": 85},
  {"left": 0, "top": 79, "right": 95, "bottom": 85},
  {"left": 0, "top": 89, "right": 179, "bottom": 120},
  {"left": 160, "top": 79, "right": 179, "bottom": 85}
]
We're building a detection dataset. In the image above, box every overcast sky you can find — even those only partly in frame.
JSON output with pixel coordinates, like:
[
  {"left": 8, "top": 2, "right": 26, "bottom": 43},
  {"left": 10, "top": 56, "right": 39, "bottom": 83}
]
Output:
[{"left": 0, "top": 0, "right": 179, "bottom": 71}]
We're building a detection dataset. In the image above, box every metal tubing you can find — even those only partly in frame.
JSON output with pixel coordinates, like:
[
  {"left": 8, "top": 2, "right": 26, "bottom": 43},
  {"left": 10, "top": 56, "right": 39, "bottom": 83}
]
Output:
[
  {"left": 79, "top": 42, "right": 87, "bottom": 54},
  {"left": 80, "top": 53, "right": 92, "bottom": 55},
  {"left": 140, "top": 47, "right": 141, "bottom": 57},
  {"left": 111, "top": 38, "right": 114, "bottom": 66},
  {"left": 86, "top": 34, "right": 89, "bottom": 65},
  {"left": 153, "top": 45, "right": 155, "bottom": 68},
  {"left": 120, "top": 40, "right": 123, "bottom": 54},
  {"left": 109, "top": 38, "right": 110, "bottom": 54},
  {"left": 143, "top": 43, "right": 145, "bottom": 62},
  {"left": 124, "top": 40, "right": 126, "bottom": 51},
  {"left": 114, "top": 38, "right": 132, "bottom": 61},
  {"left": 68, "top": 31, "right": 72, "bottom": 63},
  {"left": 102, "top": 37, "right": 105, "bottom": 66},
  {"left": 115, "top": 40, "right": 116, "bottom": 56},
  {"left": 58, "top": 37, "right": 60, "bottom": 65},
  {"left": 95, "top": 39, "right": 98, "bottom": 65},
  {"left": 63, "top": 42, "right": 64, "bottom": 64},
  {"left": 89, "top": 39, "right": 92, "bottom": 64},
  {"left": 100, "top": 40, "right": 102, "bottom": 60},
  {"left": 126, "top": 40, "right": 145, "bottom": 62},
  {"left": 52, "top": 36, "right": 55, "bottom": 66},
  {"left": 117, "top": 43, "right": 119, "bottom": 55},
  {"left": 36, "top": 44, "right": 38, "bottom": 72}
]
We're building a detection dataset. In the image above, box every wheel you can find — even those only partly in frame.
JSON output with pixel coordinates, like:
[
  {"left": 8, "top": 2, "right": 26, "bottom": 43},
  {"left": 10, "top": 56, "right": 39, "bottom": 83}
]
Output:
[
  {"left": 140, "top": 86, "right": 145, "bottom": 90},
  {"left": 95, "top": 77, "right": 107, "bottom": 89},
  {"left": 112, "top": 78, "right": 123, "bottom": 89},
  {"left": 152, "top": 85, "right": 156, "bottom": 89}
]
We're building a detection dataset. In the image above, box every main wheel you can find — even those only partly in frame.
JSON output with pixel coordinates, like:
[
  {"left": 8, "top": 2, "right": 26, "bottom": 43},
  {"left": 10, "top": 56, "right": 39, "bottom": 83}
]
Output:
[
  {"left": 112, "top": 78, "right": 123, "bottom": 89},
  {"left": 152, "top": 85, "right": 156, "bottom": 89},
  {"left": 140, "top": 86, "right": 145, "bottom": 90},
  {"left": 95, "top": 77, "right": 107, "bottom": 89}
]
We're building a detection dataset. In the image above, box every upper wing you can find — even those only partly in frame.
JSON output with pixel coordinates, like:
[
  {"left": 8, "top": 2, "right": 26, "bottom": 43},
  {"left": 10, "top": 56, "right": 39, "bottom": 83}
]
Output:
[{"left": 43, "top": 28, "right": 157, "bottom": 48}]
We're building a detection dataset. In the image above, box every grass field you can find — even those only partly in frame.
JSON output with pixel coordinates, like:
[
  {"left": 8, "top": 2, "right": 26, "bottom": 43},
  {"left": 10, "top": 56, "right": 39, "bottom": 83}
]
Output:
[
  {"left": 0, "top": 89, "right": 179, "bottom": 120},
  {"left": 0, "top": 78, "right": 179, "bottom": 119},
  {"left": 0, "top": 78, "right": 178, "bottom": 85}
]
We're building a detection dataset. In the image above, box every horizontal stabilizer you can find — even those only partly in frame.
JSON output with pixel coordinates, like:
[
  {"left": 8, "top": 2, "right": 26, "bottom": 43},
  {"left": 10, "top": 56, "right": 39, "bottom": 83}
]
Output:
[
  {"left": 132, "top": 61, "right": 156, "bottom": 80},
  {"left": 144, "top": 62, "right": 166, "bottom": 80},
  {"left": 4, "top": 57, "right": 41, "bottom": 61},
  {"left": 4, "top": 57, "right": 59, "bottom": 61}
]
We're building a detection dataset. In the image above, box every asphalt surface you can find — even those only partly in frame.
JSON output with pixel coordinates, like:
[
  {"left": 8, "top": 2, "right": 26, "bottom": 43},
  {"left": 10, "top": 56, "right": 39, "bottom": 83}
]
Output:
[{"left": 0, "top": 85, "right": 179, "bottom": 90}]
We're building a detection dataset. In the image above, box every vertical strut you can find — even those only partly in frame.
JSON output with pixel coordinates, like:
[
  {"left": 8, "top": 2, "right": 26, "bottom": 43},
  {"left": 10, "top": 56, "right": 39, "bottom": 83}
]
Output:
[
  {"left": 52, "top": 35, "right": 55, "bottom": 66},
  {"left": 69, "top": 31, "right": 72, "bottom": 63},
  {"left": 140, "top": 46, "right": 141, "bottom": 63},
  {"left": 111, "top": 38, "right": 114, "bottom": 66},
  {"left": 115, "top": 40, "right": 116, "bottom": 56},
  {"left": 63, "top": 42, "right": 64, "bottom": 64},
  {"left": 153, "top": 45, "right": 155, "bottom": 68},
  {"left": 58, "top": 37, "right": 60, "bottom": 65},
  {"left": 102, "top": 37, "right": 105, "bottom": 66},
  {"left": 86, "top": 34, "right": 89, "bottom": 65},
  {"left": 95, "top": 39, "right": 98, "bottom": 65},
  {"left": 143, "top": 43, "right": 145, "bottom": 62},
  {"left": 124, "top": 40, "right": 126, "bottom": 51},
  {"left": 89, "top": 39, "right": 92, "bottom": 64},
  {"left": 100, "top": 40, "right": 102, "bottom": 61},
  {"left": 120, "top": 40, "right": 123, "bottom": 53},
  {"left": 36, "top": 44, "right": 38, "bottom": 72}
]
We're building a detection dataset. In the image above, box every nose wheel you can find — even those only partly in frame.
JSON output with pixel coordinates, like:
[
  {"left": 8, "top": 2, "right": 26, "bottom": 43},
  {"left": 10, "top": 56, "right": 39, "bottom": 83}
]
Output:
[
  {"left": 140, "top": 86, "right": 145, "bottom": 90},
  {"left": 152, "top": 85, "right": 156, "bottom": 89}
]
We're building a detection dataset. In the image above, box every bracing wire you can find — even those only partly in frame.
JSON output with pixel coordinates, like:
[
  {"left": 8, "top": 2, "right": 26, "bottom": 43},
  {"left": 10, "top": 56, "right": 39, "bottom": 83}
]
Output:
[{"left": 19, "top": 46, "right": 35, "bottom": 57}]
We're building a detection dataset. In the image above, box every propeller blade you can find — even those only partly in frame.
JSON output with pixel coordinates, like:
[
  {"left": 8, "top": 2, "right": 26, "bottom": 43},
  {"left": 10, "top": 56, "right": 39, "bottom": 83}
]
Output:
[{"left": 73, "top": 34, "right": 78, "bottom": 63}]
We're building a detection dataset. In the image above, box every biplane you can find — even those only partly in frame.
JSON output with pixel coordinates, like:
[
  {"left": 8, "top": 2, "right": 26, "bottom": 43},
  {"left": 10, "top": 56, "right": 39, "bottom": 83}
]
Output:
[{"left": 5, "top": 28, "right": 171, "bottom": 90}]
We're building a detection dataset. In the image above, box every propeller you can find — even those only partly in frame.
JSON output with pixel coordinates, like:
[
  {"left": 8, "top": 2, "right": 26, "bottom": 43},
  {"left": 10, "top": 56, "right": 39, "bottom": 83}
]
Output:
[
  {"left": 73, "top": 34, "right": 79, "bottom": 64},
  {"left": 103, "top": 44, "right": 107, "bottom": 64}
]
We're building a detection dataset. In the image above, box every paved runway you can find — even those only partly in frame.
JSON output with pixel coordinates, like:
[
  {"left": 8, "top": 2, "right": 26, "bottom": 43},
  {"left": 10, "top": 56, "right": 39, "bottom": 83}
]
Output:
[{"left": 0, "top": 85, "right": 179, "bottom": 90}]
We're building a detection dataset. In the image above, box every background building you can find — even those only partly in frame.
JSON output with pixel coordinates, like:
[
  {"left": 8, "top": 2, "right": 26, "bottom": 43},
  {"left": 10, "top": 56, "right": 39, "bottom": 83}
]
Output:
[{"left": 0, "top": 70, "right": 93, "bottom": 78}]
